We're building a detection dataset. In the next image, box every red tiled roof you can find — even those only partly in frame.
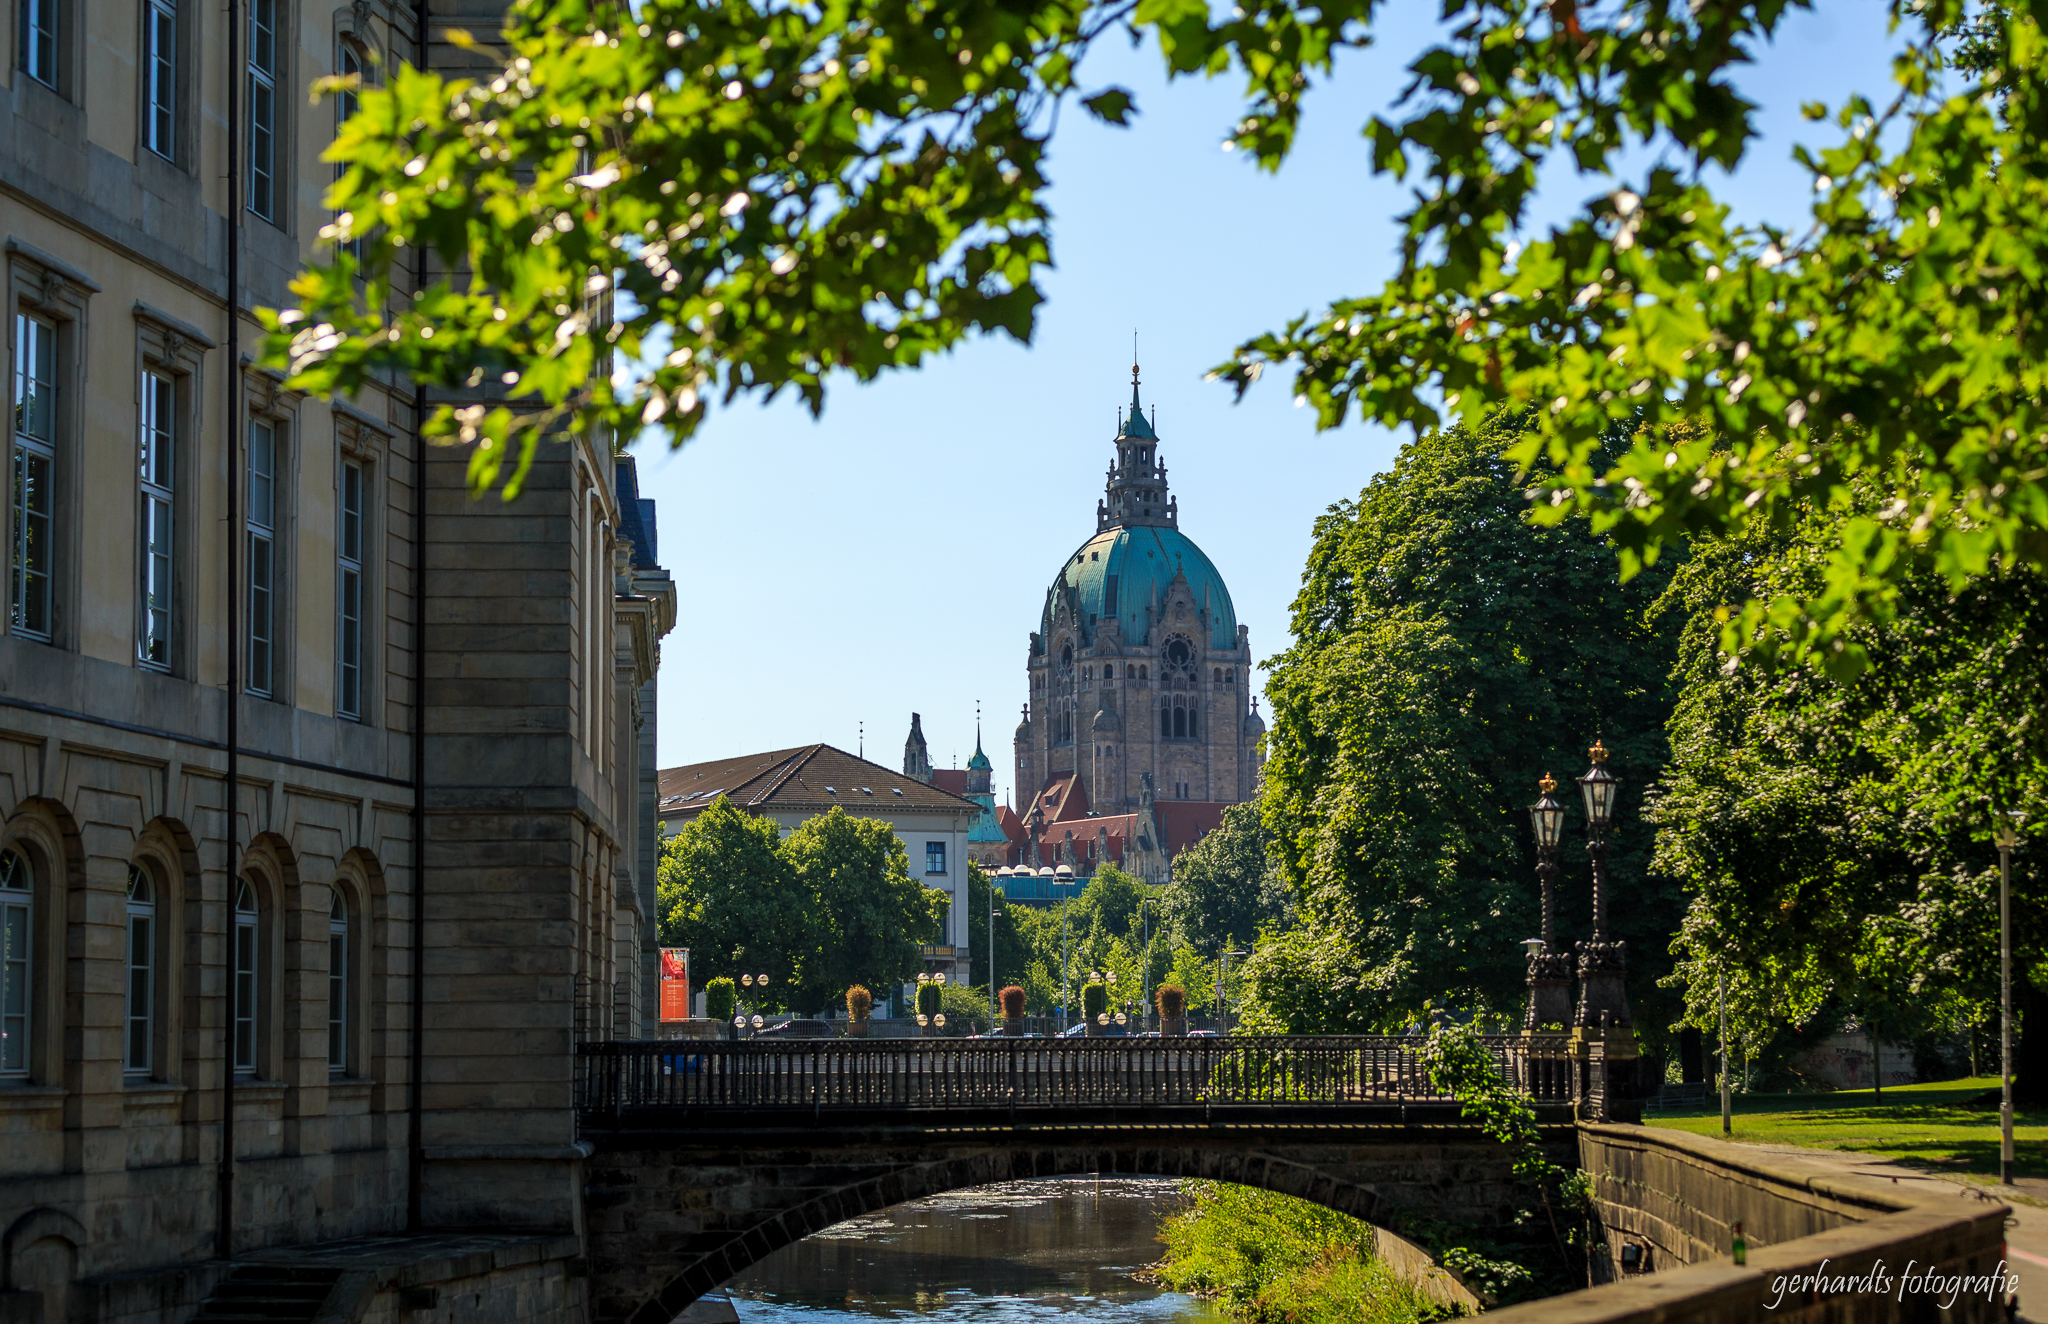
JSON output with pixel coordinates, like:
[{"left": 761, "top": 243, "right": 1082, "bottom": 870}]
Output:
[
  {"left": 929, "top": 769, "right": 970, "bottom": 797},
  {"left": 1032, "top": 772, "right": 1091, "bottom": 823},
  {"left": 995, "top": 804, "right": 1026, "bottom": 844},
  {"left": 1154, "top": 801, "right": 1230, "bottom": 854}
]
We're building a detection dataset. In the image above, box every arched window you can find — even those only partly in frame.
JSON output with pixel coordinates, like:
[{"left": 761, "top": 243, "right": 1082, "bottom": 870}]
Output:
[
  {"left": 1140, "top": 664, "right": 1148, "bottom": 680},
  {"left": 126, "top": 867, "right": 156, "bottom": 1075},
  {"left": 1, "top": 848, "right": 32, "bottom": 1078},
  {"left": 328, "top": 889, "right": 350, "bottom": 1074},
  {"left": 1172, "top": 706, "right": 1186, "bottom": 739},
  {"left": 233, "top": 880, "right": 260, "bottom": 1076},
  {"left": 1188, "top": 708, "right": 1198, "bottom": 739},
  {"left": 1125, "top": 664, "right": 1134, "bottom": 678},
  {"left": 1159, "top": 705, "right": 1171, "bottom": 740},
  {"left": 1213, "top": 668, "right": 1222, "bottom": 682}
]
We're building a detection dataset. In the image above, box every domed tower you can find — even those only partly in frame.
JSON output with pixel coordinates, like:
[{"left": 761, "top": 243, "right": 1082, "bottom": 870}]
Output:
[{"left": 1015, "top": 363, "right": 1256, "bottom": 814}]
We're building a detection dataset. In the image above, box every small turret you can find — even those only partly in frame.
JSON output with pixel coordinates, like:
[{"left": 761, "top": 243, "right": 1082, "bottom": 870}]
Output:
[{"left": 903, "top": 713, "right": 933, "bottom": 783}]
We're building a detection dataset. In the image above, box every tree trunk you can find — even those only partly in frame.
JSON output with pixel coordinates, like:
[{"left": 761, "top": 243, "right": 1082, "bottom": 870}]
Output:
[{"left": 1869, "top": 1023, "right": 1882, "bottom": 1102}]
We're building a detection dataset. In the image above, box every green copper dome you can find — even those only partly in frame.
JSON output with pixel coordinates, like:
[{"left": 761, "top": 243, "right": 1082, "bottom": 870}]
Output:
[{"left": 1047, "top": 525, "right": 1237, "bottom": 653}]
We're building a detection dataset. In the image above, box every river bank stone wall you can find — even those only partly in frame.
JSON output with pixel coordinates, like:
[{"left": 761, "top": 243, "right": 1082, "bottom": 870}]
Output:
[{"left": 1484, "top": 1124, "right": 2010, "bottom": 1323}]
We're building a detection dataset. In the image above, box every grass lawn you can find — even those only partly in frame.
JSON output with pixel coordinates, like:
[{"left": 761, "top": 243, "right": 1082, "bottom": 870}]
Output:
[{"left": 1645, "top": 1077, "right": 2048, "bottom": 1183}]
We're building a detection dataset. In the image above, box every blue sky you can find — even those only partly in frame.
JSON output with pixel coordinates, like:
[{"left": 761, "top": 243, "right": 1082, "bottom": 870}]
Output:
[{"left": 631, "top": 2, "right": 1903, "bottom": 806}]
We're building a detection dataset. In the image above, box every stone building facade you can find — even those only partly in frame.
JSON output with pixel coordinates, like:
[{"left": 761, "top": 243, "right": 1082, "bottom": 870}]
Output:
[
  {"left": 0, "top": 0, "right": 675, "bottom": 1315},
  {"left": 1011, "top": 369, "right": 1264, "bottom": 852}
]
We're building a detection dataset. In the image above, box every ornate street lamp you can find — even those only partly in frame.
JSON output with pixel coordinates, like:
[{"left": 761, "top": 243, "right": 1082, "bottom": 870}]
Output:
[
  {"left": 1572, "top": 740, "right": 1631, "bottom": 1032},
  {"left": 1525, "top": 775, "right": 1572, "bottom": 1032}
]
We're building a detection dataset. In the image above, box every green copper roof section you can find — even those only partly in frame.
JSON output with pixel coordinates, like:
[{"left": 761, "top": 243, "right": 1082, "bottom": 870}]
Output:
[
  {"left": 1048, "top": 524, "right": 1237, "bottom": 653},
  {"left": 966, "top": 733, "right": 992, "bottom": 772},
  {"left": 1119, "top": 371, "right": 1156, "bottom": 440}
]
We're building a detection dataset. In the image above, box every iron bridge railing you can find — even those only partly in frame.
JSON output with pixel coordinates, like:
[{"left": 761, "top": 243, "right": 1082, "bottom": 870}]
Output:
[{"left": 574, "top": 1034, "right": 1580, "bottom": 1119}]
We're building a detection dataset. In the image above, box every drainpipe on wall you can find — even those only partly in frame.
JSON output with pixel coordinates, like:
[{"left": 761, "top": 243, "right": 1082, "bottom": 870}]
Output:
[
  {"left": 216, "top": 0, "right": 243, "bottom": 1263},
  {"left": 405, "top": 0, "right": 431, "bottom": 1236}
]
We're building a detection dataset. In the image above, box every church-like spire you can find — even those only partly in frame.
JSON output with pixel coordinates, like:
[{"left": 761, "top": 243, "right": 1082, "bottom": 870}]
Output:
[{"left": 1099, "top": 359, "right": 1171, "bottom": 531}]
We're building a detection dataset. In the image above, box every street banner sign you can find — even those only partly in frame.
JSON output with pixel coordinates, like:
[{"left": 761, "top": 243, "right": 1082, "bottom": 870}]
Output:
[{"left": 660, "top": 947, "right": 690, "bottom": 1022}]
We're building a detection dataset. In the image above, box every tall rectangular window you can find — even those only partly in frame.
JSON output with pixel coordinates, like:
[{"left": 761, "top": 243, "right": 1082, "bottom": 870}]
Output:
[
  {"left": 10, "top": 313, "right": 56, "bottom": 641},
  {"left": 0, "top": 849, "right": 32, "bottom": 1079},
  {"left": 247, "top": 0, "right": 277, "bottom": 221},
  {"left": 337, "top": 459, "right": 362, "bottom": 719},
  {"left": 144, "top": 0, "right": 177, "bottom": 159},
  {"left": 327, "top": 892, "right": 349, "bottom": 1072},
  {"left": 247, "top": 421, "right": 276, "bottom": 696},
  {"left": 232, "top": 881, "right": 258, "bottom": 1075},
  {"left": 138, "top": 371, "right": 175, "bottom": 669},
  {"left": 335, "top": 47, "right": 362, "bottom": 262},
  {"left": 18, "top": 0, "right": 57, "bottom": 87},
  {"left": 125, "top": 868, "right": 155, "bottom": 1075},
  {"left": 926, "top": 841, "right": 947, "bottom": 876}
]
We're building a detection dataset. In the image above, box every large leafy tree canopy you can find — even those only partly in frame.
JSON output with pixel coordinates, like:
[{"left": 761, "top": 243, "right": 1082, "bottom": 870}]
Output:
[
  {"left": 1652, "top": 500, "right": 2048, "bottom": 1088},
  {"left": 271, "top": 0, "right": 2048, "bottom": 656},
  {"left": 1249, "top": 417, "right": 1684, "bottom": 1036},
  {"left": 1159, "top": 801, "right": 1292, "bottom": 954},
  {"left": 781, "top": 806, "right": 948, "bottom": 1009}
]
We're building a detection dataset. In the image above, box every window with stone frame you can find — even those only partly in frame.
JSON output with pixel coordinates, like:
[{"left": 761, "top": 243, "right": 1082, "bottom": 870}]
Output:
[
  {"left": 124, "top": 866, "right": 156, "bottom": 1075},
  {"left": 17, "top": 0, "right": 63, "bottom": 90},
  {"left": 328, "top": 887, "right": 351, "bottom": 1073},
  {"left": 143, "top": 0, "right": 179, "bottom": 159},
  {"left": 9, "top": 312, "right": 56, "bottom": 641},
  {"left": 134, "top": 312, "right": 208, "bottom": 674},
  {"left": 9, "top": 251, "right": 93, "bottom": 648},
  {"left": 232, "top": 878, "right": 261, "bottom": 1076},
  {"left": 0, "top": 846, "right": 33, "bottom": 1078},
  {"left": 337, "top": 457, "right": 365, "bottom": 719}
]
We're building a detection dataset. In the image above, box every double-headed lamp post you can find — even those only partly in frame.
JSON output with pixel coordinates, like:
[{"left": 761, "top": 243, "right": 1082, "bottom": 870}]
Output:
[
  {"left": 734, "top": 973, "right": 771, "bottom": 1039},
  {"left": 1525, "top": 775, "right": 1572, "bottom": 1032},
  {"left": 1996, "top": 810, "right": 2026, "bottom": 1186},
  {"left": 1572, "top": 740, "right": 1631, "bottom": 1033}
]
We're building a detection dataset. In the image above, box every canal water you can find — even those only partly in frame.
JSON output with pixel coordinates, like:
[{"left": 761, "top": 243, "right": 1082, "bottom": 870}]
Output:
[{"left": 723, "top": 1176, "right": 1230, "bottom": 1324}]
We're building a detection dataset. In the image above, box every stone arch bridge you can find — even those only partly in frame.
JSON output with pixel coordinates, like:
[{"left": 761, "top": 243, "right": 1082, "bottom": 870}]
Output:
[{"left": 574, "top": 1035, "right": 1583, "bottom": 1324}]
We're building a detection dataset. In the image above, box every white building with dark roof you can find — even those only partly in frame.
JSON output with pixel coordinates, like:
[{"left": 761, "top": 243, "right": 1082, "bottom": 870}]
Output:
[{"left": 658, "top": 745, "right": 976, "bottom": 984}]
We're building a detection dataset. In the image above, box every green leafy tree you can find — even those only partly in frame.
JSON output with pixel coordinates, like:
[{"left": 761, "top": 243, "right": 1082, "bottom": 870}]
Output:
[
  {"left": 782, "top": 806, "right": 947, "bottom": 1011},
  {"left": 1653, "top": 500, "right": 2045, "bottom": 1093},
  {"left": 1160, "top": 801, "right": 1291, "bottom": 953},
  {"left": 1067, "top": 864, "right": 1152, "bottom": 950},
  {"left": 656, "top": 796, "right": 806, "bottom": 1006},
  {"left": 1166, "top": 946, "right": 1218, "bottom": 1017},
  {"left": 269, "top": 0, "right": 2048, "bottom": 664},
  {"left": 965, "top": 863, "right": 1032, "bottom": 1000},
  {"left": 1254, "top": 417, "right": 1686, "bottom": 1036}
]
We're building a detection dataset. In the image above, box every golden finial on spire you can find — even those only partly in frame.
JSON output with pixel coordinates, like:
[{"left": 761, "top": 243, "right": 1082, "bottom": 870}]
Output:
[
  {"left": 1538, "top": 772, "right": 1557, "bottom": 794},
  {"left": 1588, "top": 739, "right": 1609, "bottom": 765}
]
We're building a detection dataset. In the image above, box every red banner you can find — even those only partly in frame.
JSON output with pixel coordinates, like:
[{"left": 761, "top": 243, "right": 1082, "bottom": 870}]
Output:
[{"left": 660, "top": 948, "right": 690, "bottom": 1022}]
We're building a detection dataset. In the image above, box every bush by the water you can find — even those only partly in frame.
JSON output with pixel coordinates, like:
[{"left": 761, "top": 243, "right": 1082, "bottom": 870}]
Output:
[{"left": 1156, "top": 1183, "right": 1450, "bottom": 1323}]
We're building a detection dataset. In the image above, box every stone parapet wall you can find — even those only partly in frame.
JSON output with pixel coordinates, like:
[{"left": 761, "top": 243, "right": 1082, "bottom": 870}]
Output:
[{"left": 1484, "top": 1125, "right": 2010, "bottom": 1323}]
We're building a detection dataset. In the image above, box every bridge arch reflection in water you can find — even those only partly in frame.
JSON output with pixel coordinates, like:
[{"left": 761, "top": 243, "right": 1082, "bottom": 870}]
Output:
[{"left": 718, "top": 1175, "right": 1224, "bottom": 1324}]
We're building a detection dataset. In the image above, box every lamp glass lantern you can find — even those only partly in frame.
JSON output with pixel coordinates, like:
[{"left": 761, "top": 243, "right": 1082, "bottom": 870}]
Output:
[
  {"left": 1529, "top": 773, "right": 1566, "bottom": 849},
  {"left": 1578, "top": 740, "right": 1619, "bottom": 829}
]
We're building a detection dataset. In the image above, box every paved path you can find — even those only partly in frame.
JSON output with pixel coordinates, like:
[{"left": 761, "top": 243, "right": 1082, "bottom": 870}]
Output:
[{"left": 1683, "top": 1136, "right": 2034, "bottom": 1318}]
